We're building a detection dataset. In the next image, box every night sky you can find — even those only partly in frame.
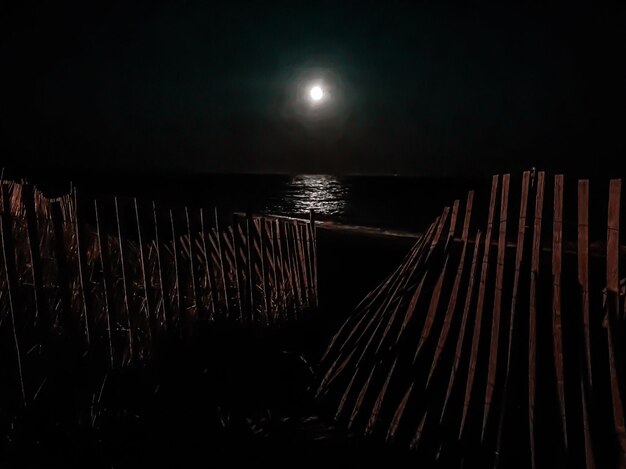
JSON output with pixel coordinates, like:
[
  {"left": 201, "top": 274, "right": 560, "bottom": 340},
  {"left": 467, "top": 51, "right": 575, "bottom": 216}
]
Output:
[{"left": 1, "top": 1, "right": 625, "bottom": 177}]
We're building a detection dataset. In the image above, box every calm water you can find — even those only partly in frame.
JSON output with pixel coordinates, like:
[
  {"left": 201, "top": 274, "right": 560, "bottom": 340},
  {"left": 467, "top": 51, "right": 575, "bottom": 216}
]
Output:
[{"left": 15, "top": 170, "right": 488, "bottom": 233}]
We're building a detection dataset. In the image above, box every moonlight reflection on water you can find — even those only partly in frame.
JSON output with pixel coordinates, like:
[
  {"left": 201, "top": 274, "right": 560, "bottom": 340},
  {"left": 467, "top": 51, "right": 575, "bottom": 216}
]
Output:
[{"left": 266, "top": 175, "right": 348, "bottom": 217}]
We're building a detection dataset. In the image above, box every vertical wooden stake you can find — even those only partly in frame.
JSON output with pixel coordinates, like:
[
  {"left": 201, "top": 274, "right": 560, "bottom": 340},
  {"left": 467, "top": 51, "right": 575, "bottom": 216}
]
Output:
[
  {"left": 606, "top": 179, "right": 626, "bottom": 458},
  {"left": 199, "top": 208, "right": 217, "bottom": 318},
  {"left": 185, "top": 207, "right": 200, "bottom": 319},
  {"left": 134, "top": 198, "right": 152, "bottom": 343},
  {"left": 169, "top": 209, "right": 181, "bottom": 331},
  {"left": 552, "top": 175, "right": 568, "bottom": 448},
  {"left": 0, "top": 182, "right": 27, "bottom": 405},
  {"left": 152, "top": 201, "right": 168, "bottom": 330},
  {"left": 114, "top": 197, "right": 133, "bottom": 364},
  {"left": 214, "top": 208, "right": 230, "bottom": 317},
  {"left": 483, "top": 174, "right": 510, "bottom": 441},
  {"left": 95, "top": 200, "right": 114, "bottom": 369},
  {"left": 460, "top": 174, "right": 499, "bottom": 439},
  {"left": 578, "top": 180, "right": 592, "bottom": 387},
  {"left": 528, "top": 171, "right": 545, "bottom": 469}
]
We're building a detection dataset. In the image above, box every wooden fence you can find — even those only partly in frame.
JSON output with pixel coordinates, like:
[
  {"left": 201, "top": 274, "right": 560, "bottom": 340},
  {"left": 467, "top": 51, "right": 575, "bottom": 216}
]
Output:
[
  {"left": 0, "top": 179, "right": 317, "bottom": 413},
  {"left": 317, "top": 171, "right": 626, "bottom": 468}
]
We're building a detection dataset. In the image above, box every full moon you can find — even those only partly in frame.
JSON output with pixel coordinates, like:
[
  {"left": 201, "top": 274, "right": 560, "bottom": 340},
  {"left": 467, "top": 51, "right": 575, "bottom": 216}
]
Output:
[{"left": 309, "top": 85, "right": 324, "bottom": 102}]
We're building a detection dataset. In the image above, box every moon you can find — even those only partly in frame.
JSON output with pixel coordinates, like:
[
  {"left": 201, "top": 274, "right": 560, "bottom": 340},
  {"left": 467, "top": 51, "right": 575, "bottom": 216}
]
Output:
[{"left": 309, "top": 85, "right": 324, "bottom": 102}]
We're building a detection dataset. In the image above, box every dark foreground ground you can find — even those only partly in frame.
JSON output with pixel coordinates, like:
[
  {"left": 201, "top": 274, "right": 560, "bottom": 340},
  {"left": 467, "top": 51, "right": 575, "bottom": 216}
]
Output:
[{"left": 1, "top": 227, "right": 417, "bottom": 468}]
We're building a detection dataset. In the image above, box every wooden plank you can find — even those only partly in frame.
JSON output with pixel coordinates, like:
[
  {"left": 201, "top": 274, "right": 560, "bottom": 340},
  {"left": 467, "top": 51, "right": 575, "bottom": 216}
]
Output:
[
  {"left": 265, "top": 219, "right": 279, "bottom": 320},
  {"left": 325, "top": 226, "right": 426, "bottom": 368},
  {"left": 309, "top": 210, "right": 318, "bottom": 306},
  {"left": 185, "top": 207, "right": 200, "bottom": 318},
  {"left": 273, "top": 220, "right": 288, "bottom": 318},
  {"left": 354, "top": 236, "right": 422, "bottom": 316},
  {"left": 302, "top": 222, "right": 314, "bottom": 306},
  {"left": 552, "top": 175, "right": 568, "bottom": 448},
  {"left": 426, "top": 206, "right": 451, "bottom": 261},
  {"left": 283, "top": 220, "right": 301, "bottom": 315},
  {"left": 228, "top": 225, "right": 243, "bottom": 320},
  {"left": 134, "top": 198, "right": 152, "bottom": 343},
  {"left": 440, "top": 230, "right": 482, "bottom": 424},
  {"left": 22, "top": 184, "right": 44, "bottom": 332},
  {"left": 199, "top": 208, "right": 217, "bottom": 317},
  {"left": 114, "top": 197, "right": 133, "bottom": 363},
  {"left": 373, "top": 223, "right": 438, "bottom": 355},
  {"left": 414, "top": 256, "right": 450, "bottom": 361},
  {"left": 353, "top": 210, "right": 448, "bottom": 366},
  {"left": 152, "top": 201, "right": 168, "bottom": 329},
  {"left": 50, "top": 198, "right": 73, "bottom": 336},
  {"left": 245, "top": 215, "right": 254, "bottom": 321},
  {"left": 580, "top": 375, "right": 596, "bottom": 469},
  {"left": 606, "top": 178, "right": 626, "bottom": 457},
  {"left": 169, "top": 210, "right": 182, "bottom": 330},
  {"left": 414, "top": 201, "right": 460, "bottom": 359},
  {"left": 213, "top": 208, "right": 230, "bottom": 317},
  {"left": 72, "top": 188, "right": 90, "bottom": 345},
  {"left": 446, "top": 199, "right": 461, "bottom": 249},
  {"left": 335, "top": 366, "right": 359, "bottom": 419},
  {"left": 387, "top": 382, "right": 415, "bottom": 441},
  {"left": 482, "top": 173, "right": 510, "bottom": 440},
  {"left": 529, "top": 171, "right": 545, "bottom": 469},
  {"left": 95, "top": 200, "right": 115, "bottom": 368},
  {"left": 366, "top": 357, "right": 398, "bottom": 434},
  {"left": 460, "top": 174, "right": 499, "bottom": 438},
  {"left": 0, "top": 182, "right": 27, "bottom": 405},
  {"left": 494, "top": 170, "right": 530, "bottom": 463},
  {"left": 426, "top": 191, "right": 474, "bottom": 386},
  {"left": 578, "top": 180, "right": 592, "bottom": 387},
  {"left": 292, "top": 221, "right": 309, "bottom": 308},
  {"left": 296, "top": 222, "right": 311, "bottom": 307},
  {"left": 410, "top": 411, "right": 429, "bottom": 450},
  {"left": 349, "top": 364, "right": 377, "bottom": 428},
  {"left": 258, "top": 219, "right": 270, "bottom": 322},
  {"left": 278, "top": 221, "right": 293, "bottom": 315},
  {"left": 394, "top": 214, "right": 446, "bottom": 343}
]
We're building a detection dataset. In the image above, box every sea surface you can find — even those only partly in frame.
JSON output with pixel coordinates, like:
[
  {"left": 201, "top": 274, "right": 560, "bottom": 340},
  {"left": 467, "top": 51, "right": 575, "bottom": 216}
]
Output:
[{"left": 14, "top": 170, "right": 488, "bottom": 233}]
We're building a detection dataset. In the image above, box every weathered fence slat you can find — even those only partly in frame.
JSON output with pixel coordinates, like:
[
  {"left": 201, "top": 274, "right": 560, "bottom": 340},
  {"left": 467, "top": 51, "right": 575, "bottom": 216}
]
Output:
[
  {"left": 578, "top": 180, "right": 592, "bottom": 387},
  {"left": 426, "top": 191, "right": 474, "bottom": 386},
  {"left": 440, "top": 230, "right": 483, "bottom": 424},
  {"left": 606, "top": 179, "right": 626, "bottom": 457},
  {"left": 529, "top": 171, "right": 545, "bottom": 469},
  {"left": 494, "top": 170, "right": 530, "bottom": 465},
  {"left": 460, "top": 174, "right": 499, "bottom": 438},
  {"left": 115, "top": 197, "right": 133, "bottom": 363},
  {"left": 482, "top": 173, "right": 510, "bottom": 440},
  {"left": 0, "top": 182, "right": 27, "bottom": 405},
  {"left": 94, "top": 200, "right": 114, "bottom": 369},
  {"left": 552, "top": 175, "right": 568, "bottom": 448},
  {"left": 152, "top": 201, "right": 167, "bottom": 330}
]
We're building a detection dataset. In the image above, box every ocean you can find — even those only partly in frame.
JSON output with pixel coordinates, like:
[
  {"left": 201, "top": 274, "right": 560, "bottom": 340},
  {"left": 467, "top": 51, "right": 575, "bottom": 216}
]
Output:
[{"left": 12, "top": 170, "right": 488, "bottom": 233}]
